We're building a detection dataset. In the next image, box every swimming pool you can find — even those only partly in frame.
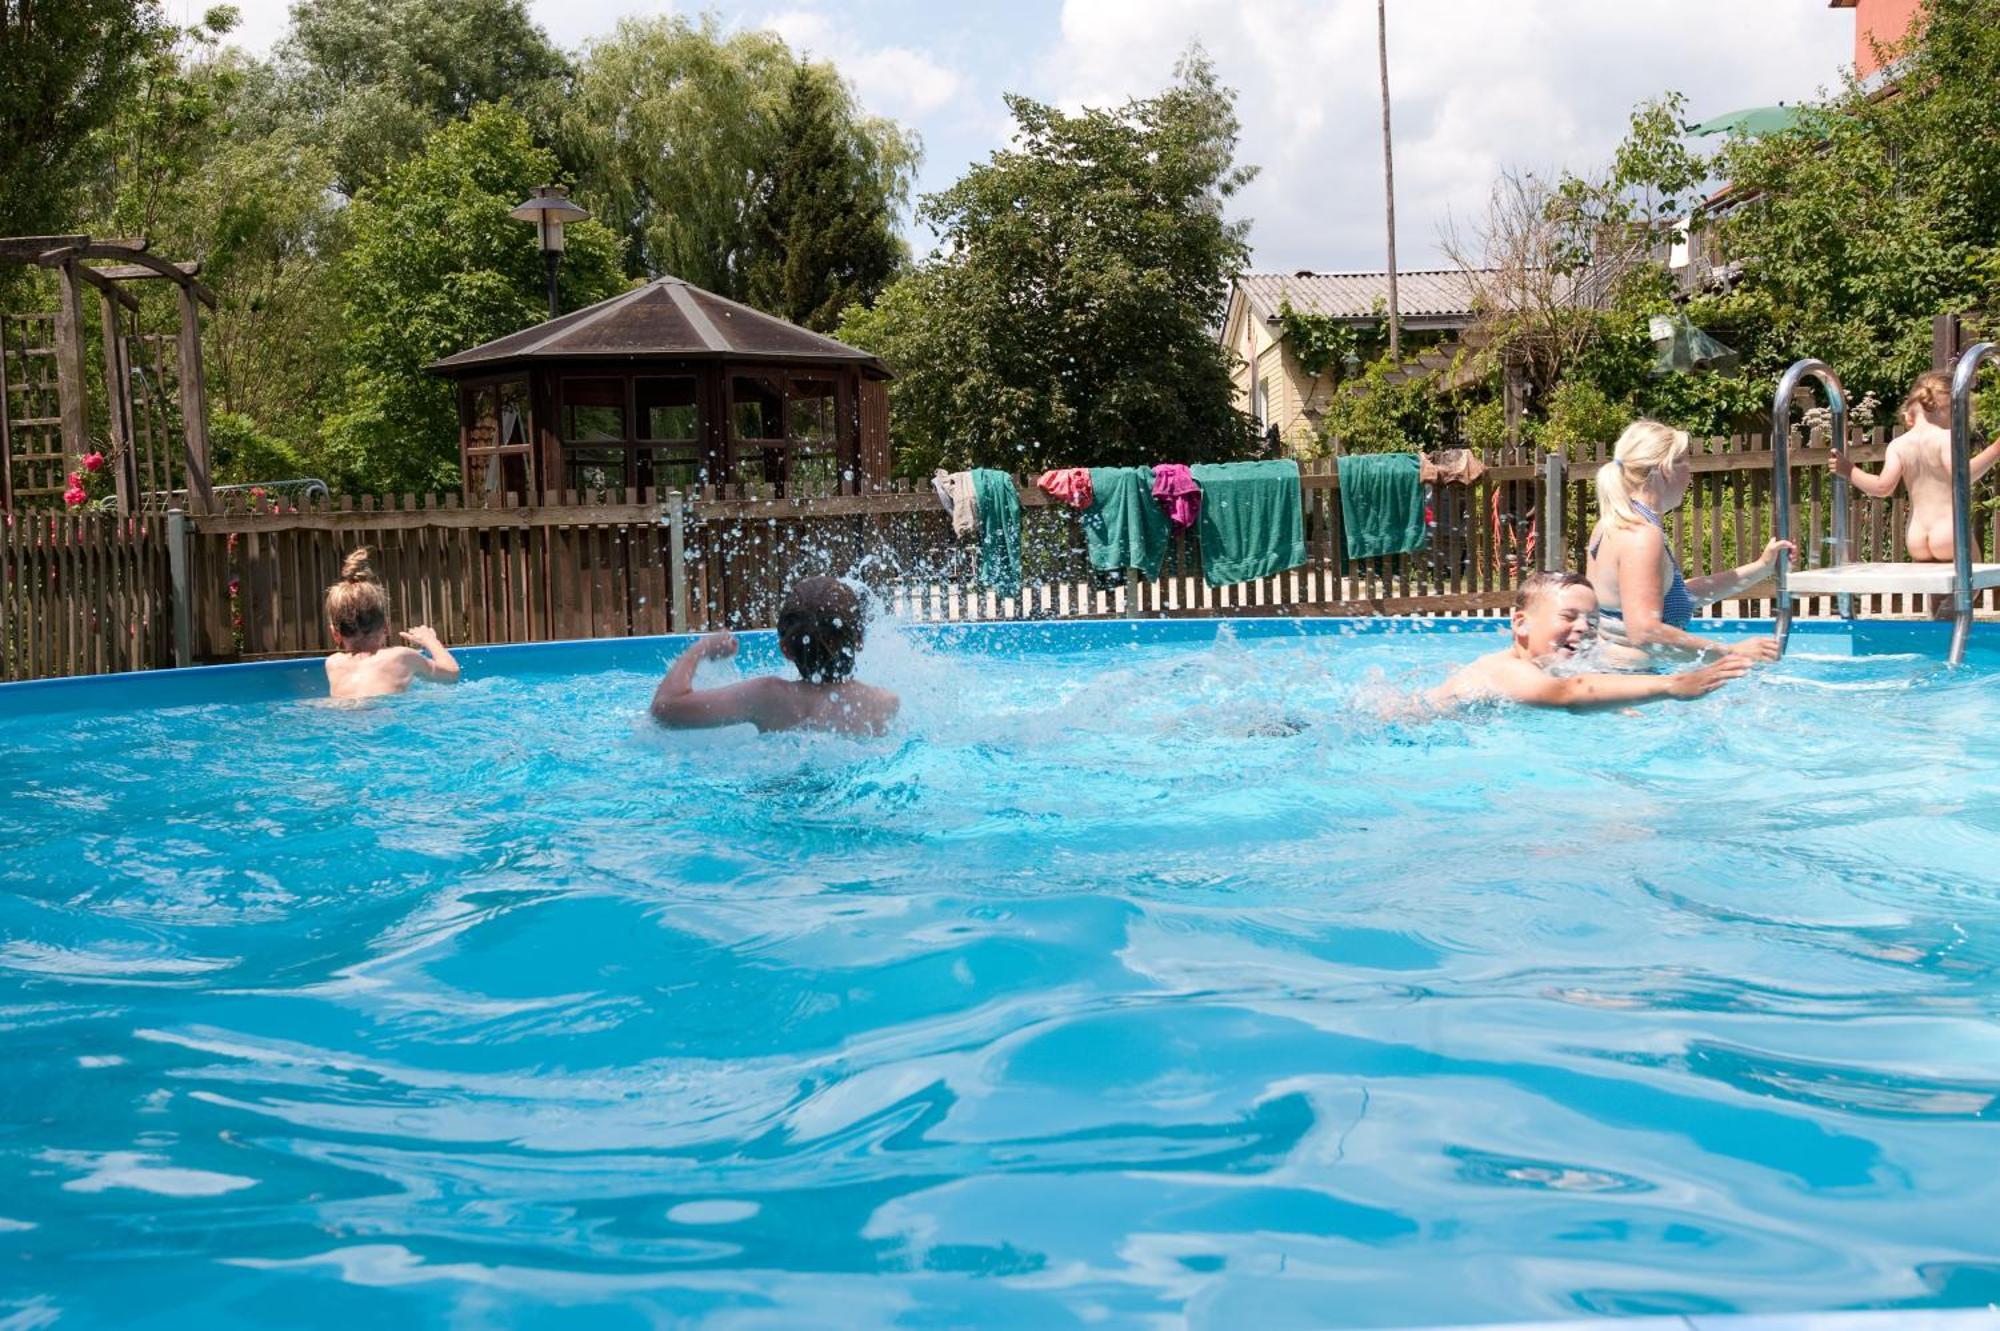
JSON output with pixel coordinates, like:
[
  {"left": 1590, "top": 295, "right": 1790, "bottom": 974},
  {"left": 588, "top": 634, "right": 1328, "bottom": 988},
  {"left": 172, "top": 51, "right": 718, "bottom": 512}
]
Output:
[{"left": 3, "top": 616, "right": 1998, "bottom": 1329}]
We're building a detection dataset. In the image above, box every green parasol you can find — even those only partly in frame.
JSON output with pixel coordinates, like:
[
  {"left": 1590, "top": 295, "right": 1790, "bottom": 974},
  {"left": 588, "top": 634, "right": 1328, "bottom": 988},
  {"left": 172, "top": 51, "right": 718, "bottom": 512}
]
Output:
[{"left": 1685, "top": 104, "right": 1811, "bottom": 138}]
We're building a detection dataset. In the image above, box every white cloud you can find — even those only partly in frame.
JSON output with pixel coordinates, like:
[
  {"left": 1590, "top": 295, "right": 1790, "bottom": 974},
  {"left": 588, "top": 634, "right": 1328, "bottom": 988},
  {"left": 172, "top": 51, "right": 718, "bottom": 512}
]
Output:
[
  {"left": 765, "top": 8, "right": 967, "bottom": 119},
  {"left": 1039, "top": 0, "right": 1853, "bottom": 271}
]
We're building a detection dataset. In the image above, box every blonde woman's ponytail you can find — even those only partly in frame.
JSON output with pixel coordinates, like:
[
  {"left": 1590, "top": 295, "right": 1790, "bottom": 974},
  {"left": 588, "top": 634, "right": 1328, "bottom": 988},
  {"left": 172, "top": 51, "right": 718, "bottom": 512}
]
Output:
[{"left": 1596, "top": 420, "right": 1691, "bottom": 529}]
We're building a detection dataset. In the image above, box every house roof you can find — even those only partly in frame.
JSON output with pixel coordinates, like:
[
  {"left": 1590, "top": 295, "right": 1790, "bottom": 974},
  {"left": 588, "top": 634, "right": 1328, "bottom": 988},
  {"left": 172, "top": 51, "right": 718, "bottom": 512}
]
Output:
[
  {"left": 1231, "top": 269, "right": 1492, "bottom": 325},
  {"left": 428, "top": 276, "right": 889, "bottom": 377}
]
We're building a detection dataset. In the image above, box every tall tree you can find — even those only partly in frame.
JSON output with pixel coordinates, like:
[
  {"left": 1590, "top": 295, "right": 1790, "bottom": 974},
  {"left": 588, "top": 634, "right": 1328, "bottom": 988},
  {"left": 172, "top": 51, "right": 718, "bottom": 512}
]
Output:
[
  {"left": 277, "top": 0, "right": 568, "bottom": 196},
  {"left": 325, "top": 103, "right": 624, "bottom": 492},
  {"left": 744, "top": 63, "right": 907, "bottom": 332},
  {"left": 557, "top": 15, "right": 917, "bottom": 300},
  {"left": 837, "top": 51, "right": 1257, "bottom": 475},
  {"left": 0, "top": 0, "right": 169, "bottom": 236}
]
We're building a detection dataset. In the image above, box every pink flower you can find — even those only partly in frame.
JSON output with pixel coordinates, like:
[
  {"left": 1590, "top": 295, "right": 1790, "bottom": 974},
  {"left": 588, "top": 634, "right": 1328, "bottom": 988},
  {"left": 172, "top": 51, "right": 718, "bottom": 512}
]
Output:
[
  {"left": 81, "top": 452, "right": 105, "bottom": 473},
  {"left": 63, "top": 487, "right": 87, "bottom": 508},
  {"left": 66, "top": 472, "right": 81, "bottom": 488}
]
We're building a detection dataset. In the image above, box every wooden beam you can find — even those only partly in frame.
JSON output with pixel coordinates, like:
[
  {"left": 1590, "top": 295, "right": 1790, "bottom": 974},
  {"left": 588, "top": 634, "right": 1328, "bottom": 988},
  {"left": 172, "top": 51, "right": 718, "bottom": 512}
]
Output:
[
  {"left": 176, "top": 282, "right": 215, "bottom": 511},
  {"left": 97, "top": 289, "right": 135, "bottom": 514},
  {"left": 0, "top": 234, "right": 89, "bottom": 261},
  {"left": 52, "top": 262, "right": 91, "bottom": 464},
  {"left": 71, "top": 262, "right": 142, "bottom": 314},
  {"left": 91, "top": 260, "right": 202, "bottom": 283},
  {"left": 64, "top": 245, "right": 215, "bottom": 308}
]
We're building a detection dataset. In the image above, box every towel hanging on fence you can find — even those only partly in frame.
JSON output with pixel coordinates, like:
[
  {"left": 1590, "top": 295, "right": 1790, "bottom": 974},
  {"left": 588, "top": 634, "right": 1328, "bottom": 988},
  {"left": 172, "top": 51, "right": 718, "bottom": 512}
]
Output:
[
  {"left": 932, "top": 469, "right": 980, "bottom": 537},
  {"left": 970, "top": 468, "right": 1022, "bottom": 596},
  {"left": 1187, "top": 460, "right": 1307, "bottom": 587},
  {"left": 1337, "top": 453, "right": 1428, "bottom": 560},
  {"left": 1083, "top": 466, "right": 1169, "bottom": 580},
  {"left": 1151, "top": 464, "right": 1202, "bottom": 531},
  {"left": 1036, "top": 468, "right": 1094, "bottom": 509}
]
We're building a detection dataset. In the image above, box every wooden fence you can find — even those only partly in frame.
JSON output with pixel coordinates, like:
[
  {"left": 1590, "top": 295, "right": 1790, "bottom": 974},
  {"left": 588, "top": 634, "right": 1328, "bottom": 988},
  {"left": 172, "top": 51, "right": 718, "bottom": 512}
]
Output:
[{"left": 5, "top": 436, "right": 1999, "bottom": 681}]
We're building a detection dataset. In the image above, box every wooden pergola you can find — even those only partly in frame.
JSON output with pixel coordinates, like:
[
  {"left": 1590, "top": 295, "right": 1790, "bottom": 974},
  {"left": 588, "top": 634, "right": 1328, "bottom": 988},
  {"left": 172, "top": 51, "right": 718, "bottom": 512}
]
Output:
[{"left": 0, "top": 234, "right": 215, "bottom": 513}]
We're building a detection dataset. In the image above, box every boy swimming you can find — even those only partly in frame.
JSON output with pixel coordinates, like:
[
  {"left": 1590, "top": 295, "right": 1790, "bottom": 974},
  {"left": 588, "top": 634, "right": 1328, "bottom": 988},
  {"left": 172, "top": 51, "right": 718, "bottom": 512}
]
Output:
[
  {"left": 323, "top": 548, "right": 461, "bottom": 699},
  {"left": 650, "top": 576, "right": 899, "bottom": 736},
  {"left": 1426, "top": 571, "right": 1748, "bottom": 711},
  {"left": 1833, "top": 370, "right": 2000, "bottom": 561}
]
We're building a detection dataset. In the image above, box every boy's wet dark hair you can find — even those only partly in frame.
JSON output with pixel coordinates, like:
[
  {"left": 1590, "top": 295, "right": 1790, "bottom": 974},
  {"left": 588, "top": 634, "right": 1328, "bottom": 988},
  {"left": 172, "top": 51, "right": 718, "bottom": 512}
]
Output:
[
  {"left": 1514, "top": 570, "right": 1592, "bottom": 611},
  {"left": 778, "top": 576, "right": 864, "bottom": 683}
]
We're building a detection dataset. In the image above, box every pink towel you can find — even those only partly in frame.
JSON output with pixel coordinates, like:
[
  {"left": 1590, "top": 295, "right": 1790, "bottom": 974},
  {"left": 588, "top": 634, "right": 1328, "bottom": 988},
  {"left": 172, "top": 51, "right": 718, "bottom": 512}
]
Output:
[
  {"left": 1152, "top": 464, "right": 1201, "bottom": 530},
  {"left": 1037, "top": 468, "right": 1094, "bottom": 509}
]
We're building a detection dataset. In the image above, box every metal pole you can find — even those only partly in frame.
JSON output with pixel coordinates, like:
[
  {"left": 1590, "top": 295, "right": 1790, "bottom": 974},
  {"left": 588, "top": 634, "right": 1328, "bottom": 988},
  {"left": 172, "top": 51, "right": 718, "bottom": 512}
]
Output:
[
  {"left": 666, "top": 488, "right": 688, "bottom": 633},
  {"left": 1771, "top": 359, "right": 1846, "bottom": 655},
  {"left": 1947, "top": 343, "right": 1994, "bottom": 665},
  {"left": 544, "top": 251, "right": 561, "bottom": 320},
  {"left": 166, "top": 507, "right": 192, "bottom": 668},
  {"left": 1126, "top": 569, "right": 1144, "bottom": 619},
  {"left": 1541, "top": 451, "right": 1564, "bottom": 572},
  {"left": 1376, "top": 0, "right": 1400, "bottom": 361}
]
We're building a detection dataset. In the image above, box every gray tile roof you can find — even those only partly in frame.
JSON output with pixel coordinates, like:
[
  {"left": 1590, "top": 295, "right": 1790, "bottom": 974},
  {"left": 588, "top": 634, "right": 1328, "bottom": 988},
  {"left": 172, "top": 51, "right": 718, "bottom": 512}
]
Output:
[
  {"left": 1233, "top": 269, "right": 1493, "bottom": 324},
  {"left": 428, "top": 276, "right": 887, "bottom": 375}
]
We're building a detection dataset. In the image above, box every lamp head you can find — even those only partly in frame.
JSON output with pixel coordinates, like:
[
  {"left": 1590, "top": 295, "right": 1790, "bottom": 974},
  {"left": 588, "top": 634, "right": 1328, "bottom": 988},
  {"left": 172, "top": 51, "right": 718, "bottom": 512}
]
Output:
[{"left": 510, "top": 185, "right": 589, "bottom": 254}]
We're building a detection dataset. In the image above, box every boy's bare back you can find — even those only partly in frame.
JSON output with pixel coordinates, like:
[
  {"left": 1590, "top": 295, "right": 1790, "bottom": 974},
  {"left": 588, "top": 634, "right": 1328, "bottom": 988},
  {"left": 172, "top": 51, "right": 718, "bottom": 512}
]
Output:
[
  {"left": 1885, "top": 425, "right": 1959, "bottom": 562},
  {"left": 325, "top": 645, "right": 429, "bottom": 700}
]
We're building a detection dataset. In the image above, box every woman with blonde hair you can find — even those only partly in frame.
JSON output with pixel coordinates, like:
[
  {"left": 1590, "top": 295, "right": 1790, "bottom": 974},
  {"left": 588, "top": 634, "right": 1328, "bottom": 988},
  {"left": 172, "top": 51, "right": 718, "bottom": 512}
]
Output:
[{"left": 1584, "top": 420, "right": 1791, "bottom": 664}]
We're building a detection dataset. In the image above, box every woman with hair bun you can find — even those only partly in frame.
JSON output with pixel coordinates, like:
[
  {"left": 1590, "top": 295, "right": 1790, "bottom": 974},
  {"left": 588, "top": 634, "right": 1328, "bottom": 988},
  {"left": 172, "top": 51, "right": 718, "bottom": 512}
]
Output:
[
  {"left": 1585, "top": 420, "right": 1791, "bottom": 664},
  {"left": 322, "top": 547, "right": 461, "bottom": 699}
]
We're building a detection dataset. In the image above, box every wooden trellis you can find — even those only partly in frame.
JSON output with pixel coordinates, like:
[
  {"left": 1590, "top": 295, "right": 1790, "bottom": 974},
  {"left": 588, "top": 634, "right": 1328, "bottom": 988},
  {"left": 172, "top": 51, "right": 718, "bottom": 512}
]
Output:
[{"left": 0, "top": 234, "right": 215, "bottom": 515}]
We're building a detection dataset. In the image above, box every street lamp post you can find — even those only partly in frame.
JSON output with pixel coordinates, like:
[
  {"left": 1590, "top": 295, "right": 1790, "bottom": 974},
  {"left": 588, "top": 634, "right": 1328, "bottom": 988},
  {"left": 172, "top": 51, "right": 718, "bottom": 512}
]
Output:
[{"left": 510, "top": 185, "right": 590, "bottom": 319}]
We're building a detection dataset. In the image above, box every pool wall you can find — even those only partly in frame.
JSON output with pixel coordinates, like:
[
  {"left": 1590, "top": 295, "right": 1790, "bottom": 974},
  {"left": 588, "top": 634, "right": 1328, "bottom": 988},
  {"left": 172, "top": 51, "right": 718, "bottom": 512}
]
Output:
[{"left": 0, "top": 615, "right": 1977, "bottom": 717}]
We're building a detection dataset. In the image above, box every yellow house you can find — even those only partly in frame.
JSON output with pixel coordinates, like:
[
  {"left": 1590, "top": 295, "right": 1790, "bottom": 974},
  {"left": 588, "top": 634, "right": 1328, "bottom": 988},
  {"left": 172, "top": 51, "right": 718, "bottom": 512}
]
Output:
[{"left": 1220, "top": 269, "right": 1487, "bottom": 449}]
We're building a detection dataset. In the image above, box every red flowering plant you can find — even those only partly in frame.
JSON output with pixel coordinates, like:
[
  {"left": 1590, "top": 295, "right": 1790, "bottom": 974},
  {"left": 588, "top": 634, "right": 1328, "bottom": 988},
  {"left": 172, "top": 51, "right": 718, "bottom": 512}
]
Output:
[{"left": 62, "top": 447, "right": 114, "bottom": 511}]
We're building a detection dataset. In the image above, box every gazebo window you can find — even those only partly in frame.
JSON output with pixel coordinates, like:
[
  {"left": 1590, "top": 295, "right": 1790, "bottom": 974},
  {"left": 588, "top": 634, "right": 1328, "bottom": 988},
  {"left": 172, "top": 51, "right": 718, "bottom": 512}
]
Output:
[
  {"left": 463, "top": 377, "right": 532, "bottom": 497},
  {"left": 562, "top": 378, "right": 627, "bottom": 442},
  {"left": 729, "top": 373, "right": 787, "bottom": 484},
  {"left": 787, "top": 377, "right": 841, "bottom": 490},
  {"left": 635, "top": 375, "right": 701, "bottom": 490}
]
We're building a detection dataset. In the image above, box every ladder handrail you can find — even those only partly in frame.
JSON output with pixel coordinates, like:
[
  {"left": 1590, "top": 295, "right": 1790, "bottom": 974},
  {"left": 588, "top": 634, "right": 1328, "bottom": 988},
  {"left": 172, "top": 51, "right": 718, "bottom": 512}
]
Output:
[
  {"left": 1772, "top": 358, "right": 1849, "bottom": 655},
  {"left": 1948, "top": 342, "right": 1996, "bottom": 663}
]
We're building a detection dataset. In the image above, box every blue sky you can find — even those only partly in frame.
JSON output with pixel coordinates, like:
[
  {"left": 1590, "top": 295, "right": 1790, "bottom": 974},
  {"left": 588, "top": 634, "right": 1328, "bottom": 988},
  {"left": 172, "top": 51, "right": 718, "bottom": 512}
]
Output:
[{"left": 215, "top": 0, "right": 1856, "bottom": 272}]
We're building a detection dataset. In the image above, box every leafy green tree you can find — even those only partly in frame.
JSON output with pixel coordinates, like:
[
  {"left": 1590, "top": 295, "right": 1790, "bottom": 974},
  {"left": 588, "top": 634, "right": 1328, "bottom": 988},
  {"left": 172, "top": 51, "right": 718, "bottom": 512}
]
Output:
[
  {"left": 277, "top": 0, "right": 568, "bottom": 195},
  {"left": 744, "top": 63, "right": 907, "bottom": 331},
  {"left": 0, "top": 0, "right": 170, "bottom": 237},
  {"left": 325, "top": 103, "right": 625, "bottom": 492},
  {"left": 837, "top": 51, "right": 1257, "bottom": 475},
  {"left": 557, "top": 15, "right": 918, "bottom": 300}
]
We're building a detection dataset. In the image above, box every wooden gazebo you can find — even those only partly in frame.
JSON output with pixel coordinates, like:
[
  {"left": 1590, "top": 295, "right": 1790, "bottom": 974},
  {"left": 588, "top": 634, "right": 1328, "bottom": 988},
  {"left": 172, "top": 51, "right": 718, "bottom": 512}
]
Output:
[{"left": 428, "top": 276, "right": 893, "bottom": 500}]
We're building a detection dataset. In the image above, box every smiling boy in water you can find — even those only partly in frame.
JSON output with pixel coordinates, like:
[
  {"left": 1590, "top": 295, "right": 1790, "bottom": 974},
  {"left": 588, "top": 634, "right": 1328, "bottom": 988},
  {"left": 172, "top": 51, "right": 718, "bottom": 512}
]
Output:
[
  {"left": 1426, "top": 571, "right": 1747, "bottom": 711},
  {"left": 650, "top": 576, "right": 898, "bottom": 737},
  {"left": 323, "top": 548, "right": 460, "bottom": 700}
]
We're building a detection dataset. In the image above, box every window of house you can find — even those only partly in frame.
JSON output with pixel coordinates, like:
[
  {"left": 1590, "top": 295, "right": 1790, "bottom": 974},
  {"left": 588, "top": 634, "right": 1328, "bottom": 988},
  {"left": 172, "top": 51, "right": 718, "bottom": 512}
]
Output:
[{"left": 637, "top": 376, "right": 700, "bottom": 443}]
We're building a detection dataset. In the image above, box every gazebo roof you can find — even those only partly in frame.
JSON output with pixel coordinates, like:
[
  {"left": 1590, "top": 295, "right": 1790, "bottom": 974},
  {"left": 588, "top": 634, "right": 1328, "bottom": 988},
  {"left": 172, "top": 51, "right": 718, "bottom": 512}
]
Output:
[{"left": 428, "top": 276, "right": 889, "bottom": 377}]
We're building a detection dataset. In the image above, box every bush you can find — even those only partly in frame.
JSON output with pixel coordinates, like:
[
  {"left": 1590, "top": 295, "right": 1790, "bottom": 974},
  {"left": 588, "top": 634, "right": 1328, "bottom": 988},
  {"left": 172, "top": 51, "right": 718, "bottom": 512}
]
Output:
[
  {"left": 210, "top": 410, "right": 307, "bottom": 486},
  {"left": 1315, "top": 358, "right": 1445, "bottom": 455},
  {"left": 1536, "top": 380, "right": 1631, "bottom": 459}
]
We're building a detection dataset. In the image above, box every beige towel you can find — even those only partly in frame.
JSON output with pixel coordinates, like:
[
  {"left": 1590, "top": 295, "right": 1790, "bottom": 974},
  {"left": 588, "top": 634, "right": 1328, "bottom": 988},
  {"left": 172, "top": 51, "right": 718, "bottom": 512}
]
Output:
[
  {"left": 1422, "top": 449, "right": 1488, "bottom": 485},
  {"left": 932, "top": 469, "right": 979, "bottom": 537}
]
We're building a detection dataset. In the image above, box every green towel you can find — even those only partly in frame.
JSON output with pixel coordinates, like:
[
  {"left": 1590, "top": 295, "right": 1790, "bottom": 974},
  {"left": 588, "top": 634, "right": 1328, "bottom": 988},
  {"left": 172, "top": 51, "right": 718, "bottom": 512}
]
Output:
[
  {"left": 970, "top": 468, "right": 1022, "bottom": 595},
  {"left": 1082, "top": 466, "right": 1169, "bottom": 580},
  {"left": 1337, "top": 453, "right": 1427, "bottom": 560},
  {"left": 1187, "top": 460, "right": 1307, "bottom": 586}
]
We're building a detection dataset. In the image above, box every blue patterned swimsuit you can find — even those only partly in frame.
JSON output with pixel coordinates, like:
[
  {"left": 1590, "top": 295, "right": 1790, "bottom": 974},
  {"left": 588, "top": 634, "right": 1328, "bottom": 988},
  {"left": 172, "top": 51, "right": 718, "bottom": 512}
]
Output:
[{"left": 1593, "top": 501, "right": 1693, "bottom": 632}]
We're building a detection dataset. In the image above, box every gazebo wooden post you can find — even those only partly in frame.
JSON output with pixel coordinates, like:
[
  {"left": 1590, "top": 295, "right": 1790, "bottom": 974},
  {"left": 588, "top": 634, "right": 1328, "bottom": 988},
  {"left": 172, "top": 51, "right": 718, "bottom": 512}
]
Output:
[
  {"left": 175, "top": 281, "right": 214, "bottom": 512},
  {"left": 0, "top": 315, "right": 14, "bottom": 512},
  {"left": 52, "top": 261, "right": 91, "bottom": 471},
  {"left": 96, "top": 287, "right": 135, "bottom": 513}
]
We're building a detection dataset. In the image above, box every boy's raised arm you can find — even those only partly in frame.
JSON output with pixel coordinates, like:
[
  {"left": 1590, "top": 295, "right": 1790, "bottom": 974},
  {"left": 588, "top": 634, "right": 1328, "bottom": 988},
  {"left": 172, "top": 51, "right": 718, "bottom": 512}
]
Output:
[
  {"left": 651, "top": 632, "right": 784, "bottom": 729},
  {"left": 400, "top": 626, "right": 460, "bottom": 683},
  {"left": 1833, "top": 444, "right": 1903, "bottom": 498}
]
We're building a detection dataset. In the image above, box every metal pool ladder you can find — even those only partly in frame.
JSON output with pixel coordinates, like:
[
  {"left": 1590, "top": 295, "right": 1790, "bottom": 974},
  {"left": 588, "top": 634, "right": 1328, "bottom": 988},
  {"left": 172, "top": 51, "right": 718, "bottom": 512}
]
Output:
[{"left": 1773, "top": 345, "right": 2000, "bottom": 665}]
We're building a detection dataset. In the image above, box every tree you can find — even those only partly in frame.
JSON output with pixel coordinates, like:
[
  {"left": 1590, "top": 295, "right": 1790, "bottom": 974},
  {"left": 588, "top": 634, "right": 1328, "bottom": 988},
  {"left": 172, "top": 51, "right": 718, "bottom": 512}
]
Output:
[
  {"left": 556, "top": 15, "right": 917, "bottom": 300},
  {"left": 324, "top": 103, "right": 625, "bottom": 492},
  {"left": 0, "top": 0, "right": 170, "bottom": 237},
  {"left": 837, "top": 51, "right": 1258, "bottom": 475},
  {"left": 744, "top": 63, "right": 907, "bottom": 331},
  {"left": 277, "top": 0, "right": 568, "bottom": 196}
]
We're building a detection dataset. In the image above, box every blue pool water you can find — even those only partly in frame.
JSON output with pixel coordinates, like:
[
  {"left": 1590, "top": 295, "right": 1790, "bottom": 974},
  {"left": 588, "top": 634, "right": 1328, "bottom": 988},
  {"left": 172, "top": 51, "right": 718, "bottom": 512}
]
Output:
[{"left": 3, "top": 617, "right": 1999, "bottom": 1330}]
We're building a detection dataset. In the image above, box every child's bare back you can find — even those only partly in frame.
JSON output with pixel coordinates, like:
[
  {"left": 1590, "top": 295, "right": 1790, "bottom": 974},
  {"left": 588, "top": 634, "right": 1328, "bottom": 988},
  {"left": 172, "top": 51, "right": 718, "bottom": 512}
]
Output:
[
  {"left": 1836, "top": 372, "right": 2000, "bottom": 562},
  {"left": 321, "top": 548, "right": 461, "bottom": 700},
  {"left": 650, "top": 578, "right": 899, "bottom": 737}
]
